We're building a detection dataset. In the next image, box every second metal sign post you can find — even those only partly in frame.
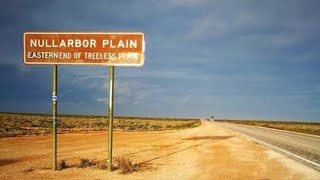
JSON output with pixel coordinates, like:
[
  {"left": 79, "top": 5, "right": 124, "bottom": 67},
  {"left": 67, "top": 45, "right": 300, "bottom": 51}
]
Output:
[{"left": 108, "top": 66, "right": 115, "bottom": 171}]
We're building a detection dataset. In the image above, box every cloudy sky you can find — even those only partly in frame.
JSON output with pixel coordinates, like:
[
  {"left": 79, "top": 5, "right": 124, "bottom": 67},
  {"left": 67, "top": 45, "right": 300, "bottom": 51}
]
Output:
[{"left": 1, "top": 0, "right": 319, "bottom": 121}]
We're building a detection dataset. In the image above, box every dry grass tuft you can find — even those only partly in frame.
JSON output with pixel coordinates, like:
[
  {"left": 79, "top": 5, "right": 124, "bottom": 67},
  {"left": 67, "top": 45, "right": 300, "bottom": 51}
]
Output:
[
  {"left": 113, "top": 157, "right": 140, "bottom": 174},
  {"left": 58, "top": 160, "right": 68, "bottom": 170},
  {"left": 22, "top": 167, "right": 35, "bottom": 173},
  {"left": 77, "top": 158, "right": 94, "bottom": 168},
  {"left": 96, "top": 160, "right": 108, "bottom": 170}
]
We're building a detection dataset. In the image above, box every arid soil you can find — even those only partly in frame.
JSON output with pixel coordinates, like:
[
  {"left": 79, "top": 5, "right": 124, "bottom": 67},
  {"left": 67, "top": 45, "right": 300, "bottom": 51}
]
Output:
[{"left": 1, "top": 121, "right": 319, "bottom": 179}]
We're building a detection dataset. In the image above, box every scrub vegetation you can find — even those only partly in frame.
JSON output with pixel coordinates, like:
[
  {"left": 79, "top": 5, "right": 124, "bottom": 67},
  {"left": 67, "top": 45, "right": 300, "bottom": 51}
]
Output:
[
  {"left": 113, "top": 156, "right": 140, "bottom": 174},
  {"left": 216, "top": 119, "right": 320, "bottom": 136},
  {"left": 0, "top": 113, "right": 200, "bottom": 138},
  {"left": 73, "top": 157, "right": 141, "bottom": 174},
  {"left": 58, "top": 160, "right": 68, "bottom": 170}
]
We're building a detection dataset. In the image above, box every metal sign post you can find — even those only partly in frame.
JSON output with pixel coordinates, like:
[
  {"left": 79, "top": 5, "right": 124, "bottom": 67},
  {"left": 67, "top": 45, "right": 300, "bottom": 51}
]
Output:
[
  {"left": 52, "top": 65, "right": 58, "bottom": 170},
  {"left": 108, "top": 66, "right": 115, "bottom": 171}
]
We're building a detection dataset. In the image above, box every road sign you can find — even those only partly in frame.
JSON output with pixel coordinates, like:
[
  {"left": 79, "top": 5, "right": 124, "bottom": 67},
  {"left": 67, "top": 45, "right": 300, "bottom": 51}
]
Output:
[
  {"left": 24, "top": 32, "right": 145, "bottom": 66},
  {"left": 23, "top": 31, "right": 145, "bottom": 172}
]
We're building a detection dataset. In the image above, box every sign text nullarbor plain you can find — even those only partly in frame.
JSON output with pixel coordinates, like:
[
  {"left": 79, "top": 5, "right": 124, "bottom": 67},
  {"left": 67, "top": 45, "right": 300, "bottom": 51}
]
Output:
[{"left": 29, "top": 39, "right": 138, "bottom": 49}]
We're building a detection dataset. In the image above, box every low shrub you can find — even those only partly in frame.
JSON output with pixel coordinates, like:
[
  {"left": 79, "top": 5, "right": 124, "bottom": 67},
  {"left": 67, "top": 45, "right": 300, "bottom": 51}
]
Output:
[
  {"left": 77, "top": 158, "right": 92, "bottom": 168},
  {"left": 58, "top": 160, "right": 68, "bottom": 170},
  {"left": 96, "top": 160, "right": 108, "bottom": 170},
  {"left": 114, "top": 157, "right": 139, "bottom": 174}
]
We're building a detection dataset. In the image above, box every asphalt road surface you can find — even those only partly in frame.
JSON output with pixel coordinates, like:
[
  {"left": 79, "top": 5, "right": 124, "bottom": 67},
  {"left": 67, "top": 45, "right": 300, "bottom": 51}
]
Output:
[{"left": 217, "top": 122, "right": 320, "bottom": 170}]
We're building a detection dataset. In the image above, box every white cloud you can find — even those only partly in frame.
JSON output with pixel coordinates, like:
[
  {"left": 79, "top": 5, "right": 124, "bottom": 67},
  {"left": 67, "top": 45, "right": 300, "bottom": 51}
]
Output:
[
  {"left": 314, "top": 84, "right": 320, "bottom": 94},
  {"left": 187, "top": 15, "right": 230, "bottom": 39},
  {"left": 235, "top": 13, "right": 256, "bottom": 26},
  {"left": 96, "top": 98, "right": 107, "bottom": 103},
  {"left": 152, "top": 0, "right": 210, "bottom": 8},
  {"left": 116, "top": 80, "right": 140, "bottom": 96},
  {"left": 167, "top": 0, "right": 209, "bottom": 6}
]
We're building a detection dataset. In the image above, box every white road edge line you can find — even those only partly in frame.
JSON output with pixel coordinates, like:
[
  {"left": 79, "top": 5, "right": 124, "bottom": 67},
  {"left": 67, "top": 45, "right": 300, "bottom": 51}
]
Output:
[{"left": 234, "top": 131, "right": 320, "bottom": 168}]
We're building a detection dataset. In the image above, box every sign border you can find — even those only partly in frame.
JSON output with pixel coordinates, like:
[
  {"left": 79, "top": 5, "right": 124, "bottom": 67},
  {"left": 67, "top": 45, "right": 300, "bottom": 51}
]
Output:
[{"left": 23, "top": 32, "right": 145, "bottom": 67}]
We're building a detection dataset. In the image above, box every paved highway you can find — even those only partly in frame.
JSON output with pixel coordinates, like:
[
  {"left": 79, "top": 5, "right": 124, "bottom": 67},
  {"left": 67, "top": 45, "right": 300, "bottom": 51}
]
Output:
[{"left": 216, "top": 122, "right": 320, "bottom": 170}]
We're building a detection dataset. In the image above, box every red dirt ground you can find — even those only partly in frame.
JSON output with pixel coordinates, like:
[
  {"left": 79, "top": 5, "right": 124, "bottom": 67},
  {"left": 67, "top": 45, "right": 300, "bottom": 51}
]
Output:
[{"left": 1, "top": 121, "right": 319, "bottom": 179}]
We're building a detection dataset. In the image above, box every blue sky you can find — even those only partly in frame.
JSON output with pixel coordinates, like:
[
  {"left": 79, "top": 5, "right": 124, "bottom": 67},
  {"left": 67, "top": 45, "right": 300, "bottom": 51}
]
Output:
[{"left": 0, "top": 0, "right": 319, "bottom": 121}]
